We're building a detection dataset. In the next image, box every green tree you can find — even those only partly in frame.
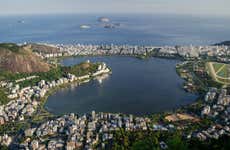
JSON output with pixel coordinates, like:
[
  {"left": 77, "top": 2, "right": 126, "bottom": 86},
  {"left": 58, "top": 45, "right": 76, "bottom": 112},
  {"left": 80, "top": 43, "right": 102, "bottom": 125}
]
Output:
[{"left": 167, "top": 134, "right": 188, "bottom": 150}]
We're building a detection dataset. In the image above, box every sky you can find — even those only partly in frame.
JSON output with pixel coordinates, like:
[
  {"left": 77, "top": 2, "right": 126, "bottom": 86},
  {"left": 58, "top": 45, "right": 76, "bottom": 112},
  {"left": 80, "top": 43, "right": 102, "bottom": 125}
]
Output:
[{"left": 0, "top": 0, "right": 230, "bottom": 16}]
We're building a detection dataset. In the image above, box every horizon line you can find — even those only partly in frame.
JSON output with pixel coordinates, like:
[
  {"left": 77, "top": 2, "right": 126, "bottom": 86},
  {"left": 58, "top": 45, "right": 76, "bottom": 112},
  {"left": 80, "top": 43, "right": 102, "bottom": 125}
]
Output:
[{"left": 0, "top": 12, "right": 230, "bottom": 18}]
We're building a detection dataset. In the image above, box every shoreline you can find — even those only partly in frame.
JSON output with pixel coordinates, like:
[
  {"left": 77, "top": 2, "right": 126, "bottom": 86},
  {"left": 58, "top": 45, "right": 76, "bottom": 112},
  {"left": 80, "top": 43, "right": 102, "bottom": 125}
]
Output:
[
  {"left": 36, "top": 70, "right": 113, "bottom": 119},
  {"left": 45, "top": 55, "right": 199, "bottom": 118}
]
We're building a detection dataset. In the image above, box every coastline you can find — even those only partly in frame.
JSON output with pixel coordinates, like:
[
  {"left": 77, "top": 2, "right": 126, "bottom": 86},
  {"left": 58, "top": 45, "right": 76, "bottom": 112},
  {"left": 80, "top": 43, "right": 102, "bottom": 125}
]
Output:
[
  {"left": 38, "top": 69, "right": 112, "bottom": 119},
  {"left": 38, "top": 53, "right": 200, "bottom": 116}
]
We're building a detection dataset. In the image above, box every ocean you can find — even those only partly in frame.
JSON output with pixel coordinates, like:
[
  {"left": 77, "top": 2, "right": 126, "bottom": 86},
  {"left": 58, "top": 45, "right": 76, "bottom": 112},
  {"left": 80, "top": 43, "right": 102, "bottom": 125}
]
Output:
[{"left": 0, "top": 14, "right": 230, "bottom": 46}]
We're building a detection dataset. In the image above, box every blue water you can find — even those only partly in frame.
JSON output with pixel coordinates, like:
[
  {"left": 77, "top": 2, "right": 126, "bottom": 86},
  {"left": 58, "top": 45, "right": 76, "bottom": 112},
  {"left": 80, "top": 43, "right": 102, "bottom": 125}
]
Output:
[
  {"left": 0, "top": 14, "right": 230, "bottom": 45},
  {"left": 45, "top": 56, "right": 197, "bottom": 116}
]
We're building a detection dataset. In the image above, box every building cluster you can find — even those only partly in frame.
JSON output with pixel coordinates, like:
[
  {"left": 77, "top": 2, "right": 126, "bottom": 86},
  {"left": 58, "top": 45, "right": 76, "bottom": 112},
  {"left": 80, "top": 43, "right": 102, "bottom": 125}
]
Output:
[
  {"left": 20, "top": 112, "right": 150, "bottom": 150},
  {"left": 28, "top": 43, "right": 230, "bottom": 63},
  {"left": 92, "top": 63, "right": 110, "bottom": 77},
  {"left": 0, "top": 134, "right": 12, "bottom": 147},
  {"left": 56, "top": 44, "right": 156, "bottom": 56},
  {"left": 160, "top": 45, "right": 229, "bottom": 61},
  {"left": 51, "top": 44, "right": 230, "bottom": 62},
  {"left": 0, "top": 62, "right": 111, "bottom": 125},
  {"left": 193, "top": 88, "right": 230, "bottom": 140},
  {"left": 38, "top": 52, "right": 63, "bottom": 59},
  {"left": 194, "top": 125, "right": 230, "bottom": 141},
  {"left": 29, "top": 43, "right": 64, "bottom": 59},
  {"left": 201, "top": 88, "right": 230, "bottom": 121}
]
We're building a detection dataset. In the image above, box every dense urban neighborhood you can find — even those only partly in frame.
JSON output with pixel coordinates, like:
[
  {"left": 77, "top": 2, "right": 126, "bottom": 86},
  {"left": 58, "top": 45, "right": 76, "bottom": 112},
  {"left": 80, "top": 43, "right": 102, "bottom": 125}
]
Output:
[
  {"left": 0, "top": 42, "right": 229, "bottom": 149},
  {"left": 54, "top": 43, "right": 230, "bottom": 62}
]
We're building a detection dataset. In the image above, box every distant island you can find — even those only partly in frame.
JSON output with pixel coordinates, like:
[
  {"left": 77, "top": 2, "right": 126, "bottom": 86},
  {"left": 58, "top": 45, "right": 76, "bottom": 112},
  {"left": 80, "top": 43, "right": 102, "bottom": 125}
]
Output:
[
  {"left": 98, "top": 17, "right": 110, "bottom": 23},
  {"left": 17, "top": 20, "right": 25, "bottom": 24},
  {"left": 79, "top": 25, "right": 91, "bottom": 29},
  {"left": 97, "top": 17, "right": 120, "bottom": 29}
]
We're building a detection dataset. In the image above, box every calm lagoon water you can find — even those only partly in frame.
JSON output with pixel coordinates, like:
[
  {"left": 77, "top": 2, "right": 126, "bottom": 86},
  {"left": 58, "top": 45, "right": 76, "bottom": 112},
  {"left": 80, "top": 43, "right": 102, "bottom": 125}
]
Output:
[{"left": 45, "top": 56, "right": 197, "bottom": 116}]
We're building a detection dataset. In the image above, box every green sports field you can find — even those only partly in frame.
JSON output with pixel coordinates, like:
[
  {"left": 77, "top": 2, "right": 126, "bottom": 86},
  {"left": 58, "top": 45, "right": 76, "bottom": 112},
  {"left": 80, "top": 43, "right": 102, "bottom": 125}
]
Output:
[{"left": 206, "top": 62, "right": 230, "bottom": 85}]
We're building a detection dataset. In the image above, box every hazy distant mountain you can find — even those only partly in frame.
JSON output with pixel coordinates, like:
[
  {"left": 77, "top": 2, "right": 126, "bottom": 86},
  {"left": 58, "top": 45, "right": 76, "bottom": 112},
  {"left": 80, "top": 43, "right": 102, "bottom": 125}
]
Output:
[{"left": 214, "top": 41, "right": 230, "bottom": 46}]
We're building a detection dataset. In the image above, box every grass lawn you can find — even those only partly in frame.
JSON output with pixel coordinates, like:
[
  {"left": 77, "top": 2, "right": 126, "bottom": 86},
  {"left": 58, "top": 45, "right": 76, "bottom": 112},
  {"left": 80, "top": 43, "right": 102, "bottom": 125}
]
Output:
[
  {"left": 206, "top": 62, "right": 230, "bottom": 86},
  {"left": 216, "top": 65, "right": 230, "bottom": 78},
  {"left": 212, "top": 63, "right": 224, "bottom": 72}
]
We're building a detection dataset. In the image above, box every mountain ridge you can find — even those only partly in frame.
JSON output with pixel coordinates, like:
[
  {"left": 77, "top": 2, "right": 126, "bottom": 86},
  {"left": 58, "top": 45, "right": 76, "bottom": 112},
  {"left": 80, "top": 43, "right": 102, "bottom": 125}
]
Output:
[{"left": 0, "top": 43, "right": 50, "bottom": 73}]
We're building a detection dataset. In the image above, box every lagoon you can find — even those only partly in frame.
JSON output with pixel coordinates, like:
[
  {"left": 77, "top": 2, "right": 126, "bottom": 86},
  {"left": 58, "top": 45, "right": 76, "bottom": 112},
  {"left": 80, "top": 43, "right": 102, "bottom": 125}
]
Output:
[{"left": 45, "top": 56, "right": 197, "bottom": 116}]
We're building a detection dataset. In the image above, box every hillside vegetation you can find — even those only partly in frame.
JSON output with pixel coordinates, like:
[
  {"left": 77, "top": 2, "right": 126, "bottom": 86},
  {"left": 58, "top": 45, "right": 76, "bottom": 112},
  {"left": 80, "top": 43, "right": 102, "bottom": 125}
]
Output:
[{"left": 0, "top": 43, "right": 50, "bottom": 73}]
